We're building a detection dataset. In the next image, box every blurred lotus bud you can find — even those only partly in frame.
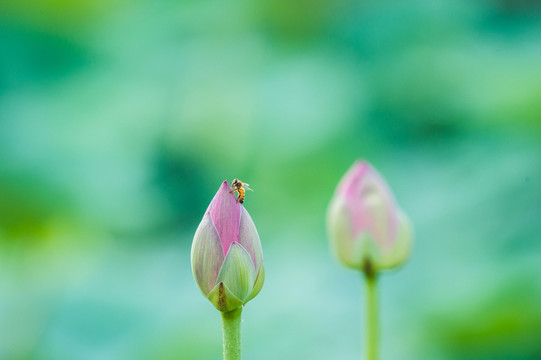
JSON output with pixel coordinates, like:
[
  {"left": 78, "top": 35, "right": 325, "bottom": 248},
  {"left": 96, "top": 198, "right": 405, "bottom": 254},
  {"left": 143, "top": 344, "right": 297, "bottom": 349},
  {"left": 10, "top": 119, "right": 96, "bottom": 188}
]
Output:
[
  {"left": 191, "top": 181, "right": 265, "bottom": 312},
  {"left": 327, "top": 161, "right": 412, "bottom": 272}
]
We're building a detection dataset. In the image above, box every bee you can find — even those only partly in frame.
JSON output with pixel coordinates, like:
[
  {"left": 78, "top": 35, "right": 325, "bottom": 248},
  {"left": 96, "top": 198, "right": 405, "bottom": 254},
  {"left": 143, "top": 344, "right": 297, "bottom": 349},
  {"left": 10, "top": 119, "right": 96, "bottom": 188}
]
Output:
[{"left": 230, "top": 178, "right": 253, "bottom": 204}]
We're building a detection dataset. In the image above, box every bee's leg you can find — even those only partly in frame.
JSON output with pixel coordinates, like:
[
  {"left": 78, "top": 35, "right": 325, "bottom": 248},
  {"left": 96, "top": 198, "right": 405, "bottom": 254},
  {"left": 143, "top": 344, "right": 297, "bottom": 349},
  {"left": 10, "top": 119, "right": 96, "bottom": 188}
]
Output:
[{"left": 230, "top": 189, "right": 240, "bottom": 202}]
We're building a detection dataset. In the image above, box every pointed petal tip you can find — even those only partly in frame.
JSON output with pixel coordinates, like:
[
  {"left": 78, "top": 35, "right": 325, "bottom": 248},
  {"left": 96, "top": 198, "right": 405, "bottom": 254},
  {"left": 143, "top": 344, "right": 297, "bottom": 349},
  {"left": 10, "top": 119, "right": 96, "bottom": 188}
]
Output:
[
  {"left": 351, "top": 159, "right": 372, "bottom": 175},
  {"left": 216, "top": 181, "right": 238, "bottom": 202},
  {"left": 339, "top": 160, "right": 371, "bottom": 195},
  {"left": 215, "top": 181, "right": 232, "bottom": 196}
]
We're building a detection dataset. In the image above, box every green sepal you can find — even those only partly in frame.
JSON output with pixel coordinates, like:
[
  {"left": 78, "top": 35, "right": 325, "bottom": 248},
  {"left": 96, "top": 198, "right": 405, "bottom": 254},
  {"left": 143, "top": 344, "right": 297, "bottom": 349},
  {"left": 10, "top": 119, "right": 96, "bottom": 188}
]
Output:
[
  {"left": 376, "top": 211, "right": 412, "bottom": 270},
  {"left": 216, "top": 243, "right": 256, "bottom": 303},
  {"left": 207, "top": 281, "right": 244, "bottom": 313},
  {"left": 245, "top": 263, "right": 265, "bottom": 303}
]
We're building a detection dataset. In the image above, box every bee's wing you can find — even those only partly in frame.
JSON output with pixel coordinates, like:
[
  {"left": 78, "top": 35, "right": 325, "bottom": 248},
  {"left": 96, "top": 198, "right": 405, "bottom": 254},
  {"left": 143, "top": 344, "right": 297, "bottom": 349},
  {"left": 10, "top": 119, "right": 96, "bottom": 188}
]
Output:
[{"left": 244, "top": 184, "right": 254, "bottom": 191}]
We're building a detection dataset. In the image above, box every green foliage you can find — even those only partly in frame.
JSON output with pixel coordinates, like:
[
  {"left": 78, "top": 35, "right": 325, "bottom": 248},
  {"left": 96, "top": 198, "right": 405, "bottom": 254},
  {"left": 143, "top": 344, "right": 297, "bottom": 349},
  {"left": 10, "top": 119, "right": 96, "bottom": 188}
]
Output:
[{"left": 1, "top": 0, "right": 540, "bottom": 358}]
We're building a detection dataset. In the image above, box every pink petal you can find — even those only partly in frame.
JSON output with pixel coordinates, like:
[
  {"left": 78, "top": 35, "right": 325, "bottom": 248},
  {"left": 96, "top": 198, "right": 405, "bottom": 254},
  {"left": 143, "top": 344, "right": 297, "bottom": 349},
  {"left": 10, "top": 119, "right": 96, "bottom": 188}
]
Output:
[
  {"left": 338, "top": 160, "right": 369, "bottom": 199},
  {"left": 339, "top": 161, "right": 399, "bottom": 249},
  {"left": 191, "top": 212, "right": 225, "bottom": 296},
  {"left": 209, "top": 181, "right": 241, "bottom": 256},
  {"left": 238, "top": 206, "right": 263, "bottom": 271},
  {"left": 338, "top": 161, "right": 371, "bottom": 233}
]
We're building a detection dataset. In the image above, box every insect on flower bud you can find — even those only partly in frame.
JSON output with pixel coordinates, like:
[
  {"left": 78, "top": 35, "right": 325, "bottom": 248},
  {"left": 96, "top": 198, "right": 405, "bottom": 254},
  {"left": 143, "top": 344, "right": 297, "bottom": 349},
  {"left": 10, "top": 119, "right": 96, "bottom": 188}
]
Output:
[
  {"left": 327, "top": 161, "right": 412, "bottom": 272},
  {"left": 191, "top": 181, "right": 264, "bottom": 312}
]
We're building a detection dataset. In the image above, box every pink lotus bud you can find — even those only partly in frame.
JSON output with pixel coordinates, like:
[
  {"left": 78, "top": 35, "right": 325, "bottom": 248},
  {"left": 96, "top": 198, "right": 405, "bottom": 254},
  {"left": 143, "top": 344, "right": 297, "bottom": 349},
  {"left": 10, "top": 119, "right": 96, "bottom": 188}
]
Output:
[
  {"left": 191, "top": 181, "right": 265, "bottom": 312},
  {"left": 327, "top": 161, "right": 412, "bottom": 272}
]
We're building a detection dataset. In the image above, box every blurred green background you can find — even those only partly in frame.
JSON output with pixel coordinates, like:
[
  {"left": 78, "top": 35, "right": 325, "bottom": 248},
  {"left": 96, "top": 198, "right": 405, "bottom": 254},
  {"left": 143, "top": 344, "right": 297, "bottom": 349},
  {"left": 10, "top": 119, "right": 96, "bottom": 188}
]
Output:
[{"left": 1, "top": 0, "right": 541, "bottom": 359}]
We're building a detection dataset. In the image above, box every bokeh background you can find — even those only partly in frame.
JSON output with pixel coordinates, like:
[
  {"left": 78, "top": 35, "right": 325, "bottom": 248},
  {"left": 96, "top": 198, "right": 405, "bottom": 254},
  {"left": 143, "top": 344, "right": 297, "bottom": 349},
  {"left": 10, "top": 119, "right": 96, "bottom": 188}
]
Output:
[{"left": 1, "top": 0, "right": 541, "bottom": 359}]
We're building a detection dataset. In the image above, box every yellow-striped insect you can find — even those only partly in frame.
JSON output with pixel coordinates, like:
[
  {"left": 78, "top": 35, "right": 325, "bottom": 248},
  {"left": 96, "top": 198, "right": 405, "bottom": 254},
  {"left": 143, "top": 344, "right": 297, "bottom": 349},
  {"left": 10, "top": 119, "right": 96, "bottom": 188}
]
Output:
[{"left": 230, "top": 179, "right": 253, "bottom": 204}]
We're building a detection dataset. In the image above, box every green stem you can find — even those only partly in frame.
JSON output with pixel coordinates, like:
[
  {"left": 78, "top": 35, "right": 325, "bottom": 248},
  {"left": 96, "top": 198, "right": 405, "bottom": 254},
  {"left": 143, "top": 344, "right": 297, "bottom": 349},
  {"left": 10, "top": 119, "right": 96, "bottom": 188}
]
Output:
[
  {"left": 221, "top": 307, "right": 242, "bottom": 360},
  {"left": 364, "top": 271, "right": 378, "bottom": 360}
]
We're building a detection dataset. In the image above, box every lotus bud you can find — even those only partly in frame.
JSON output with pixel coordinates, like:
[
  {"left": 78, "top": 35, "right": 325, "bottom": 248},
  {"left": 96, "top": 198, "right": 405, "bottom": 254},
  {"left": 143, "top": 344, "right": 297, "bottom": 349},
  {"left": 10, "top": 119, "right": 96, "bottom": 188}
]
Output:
[
  {"left": 327, "top": 161, "right": 412, "bottom": 273},
  {"left": 191, "top": 181, "right": 265, "bottom": 313}
]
